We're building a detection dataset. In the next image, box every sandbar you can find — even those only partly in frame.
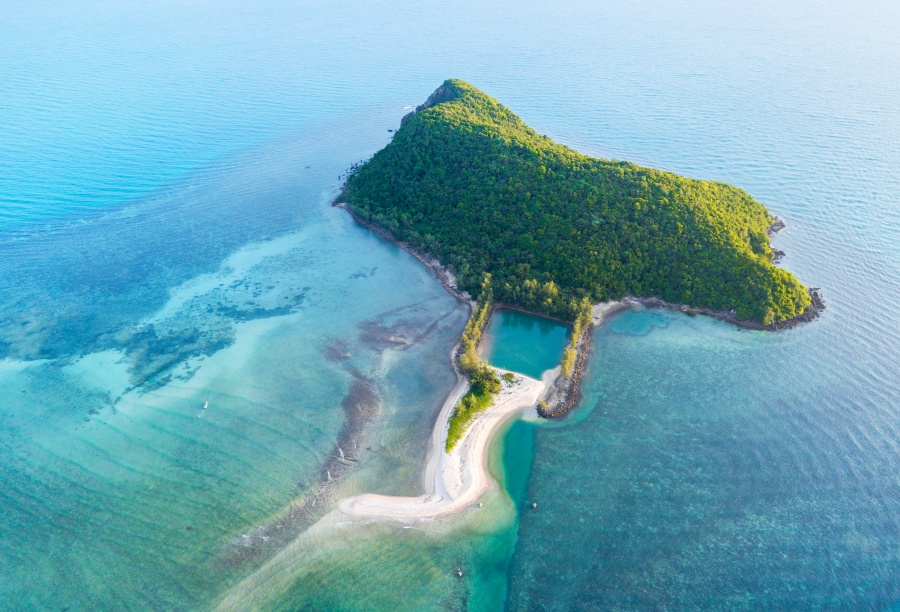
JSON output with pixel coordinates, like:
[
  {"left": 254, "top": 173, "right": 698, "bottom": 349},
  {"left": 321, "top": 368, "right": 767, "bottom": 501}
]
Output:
[{"left": 338, "top": 367, "right": 547, "bottom": 521}]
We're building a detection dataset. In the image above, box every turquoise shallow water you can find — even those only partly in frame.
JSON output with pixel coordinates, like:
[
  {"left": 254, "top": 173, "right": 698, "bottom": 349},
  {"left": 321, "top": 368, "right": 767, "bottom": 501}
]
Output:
[
  {"left": 0, "top": 122, "right": 471, "bottom": 606},
  {"left": 483, "top": 310, "right": 569, "bottom": 379},
  {"left": 508, "top": 307, "right": 900, "bottom": 608},
  {"left": 2, "top": 0, "right": 900, "bottom": 608}
]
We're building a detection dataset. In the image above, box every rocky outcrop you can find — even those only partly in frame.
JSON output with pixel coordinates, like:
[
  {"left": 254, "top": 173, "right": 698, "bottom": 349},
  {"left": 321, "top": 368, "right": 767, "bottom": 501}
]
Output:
[
  {"left": 768, "top": 216, "right": 787, "bottom": 234},
  {"left": 400, "top": 81, "right": 460, "bottom": 126},
  {"left": 631, "top": 288, "right": 825, "bottom": 332},
  {"left": 537, "top": 324, "right": 594, "bottom": 418},
  {"left": 538, "top": 301, "right": 633, "bottom": 419}
]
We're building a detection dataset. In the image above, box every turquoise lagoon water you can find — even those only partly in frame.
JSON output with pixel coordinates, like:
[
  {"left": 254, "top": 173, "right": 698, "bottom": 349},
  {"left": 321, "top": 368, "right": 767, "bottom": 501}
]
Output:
[
  {"left": 0, "top": 118, "right": 472, "bottom": 607},
  {"left": 3, "top": 0, "right": 900, "bottom": 608},
  {"left": 482, "top": 310, "right": 569, "bottom": 379}
]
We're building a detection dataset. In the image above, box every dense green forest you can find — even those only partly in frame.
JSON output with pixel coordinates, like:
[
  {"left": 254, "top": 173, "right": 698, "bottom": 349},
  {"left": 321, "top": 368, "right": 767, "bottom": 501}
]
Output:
[
  {"left": 445, "top": 278, "right": 501, "bottom": 451},
  {"left": 341, "top": 79, "right": 810, "bottom": 324}
]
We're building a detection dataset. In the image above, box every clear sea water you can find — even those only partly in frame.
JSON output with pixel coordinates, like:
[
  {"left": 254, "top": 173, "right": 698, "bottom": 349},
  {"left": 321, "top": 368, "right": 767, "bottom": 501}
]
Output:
[
  {"left": 483, "top": 310, "right": 569, "bottom": 379},
  {"left": 2, "top": 0, "right": 899, "bottom": 609}
]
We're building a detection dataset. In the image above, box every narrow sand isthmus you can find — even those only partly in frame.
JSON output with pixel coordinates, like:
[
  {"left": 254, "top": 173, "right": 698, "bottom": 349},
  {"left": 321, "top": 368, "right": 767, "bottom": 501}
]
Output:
[{"left": 338, "top": 367, "right": 547, "bottom": 521}]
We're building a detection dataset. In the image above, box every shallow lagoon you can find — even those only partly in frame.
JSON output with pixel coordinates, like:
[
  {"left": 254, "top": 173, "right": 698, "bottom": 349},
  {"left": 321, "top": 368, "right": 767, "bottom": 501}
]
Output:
[
  {"left": 482, "top": 310, "right": 569, "bottom": 379},
  {"left": 0, "top": 118, "right": 471, "bottom": 608},
  {"left": 3, "top": 0, "right": 900, "bottom": 608}
]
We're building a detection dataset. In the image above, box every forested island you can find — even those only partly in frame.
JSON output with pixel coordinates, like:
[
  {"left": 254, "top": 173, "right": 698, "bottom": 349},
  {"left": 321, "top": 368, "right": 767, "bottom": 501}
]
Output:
[
  {"left": 339, "top": 79, "right": 814, "bottom": 326},
  {"left": 336, "top": 78, "right": 821, "bottom": 431}
]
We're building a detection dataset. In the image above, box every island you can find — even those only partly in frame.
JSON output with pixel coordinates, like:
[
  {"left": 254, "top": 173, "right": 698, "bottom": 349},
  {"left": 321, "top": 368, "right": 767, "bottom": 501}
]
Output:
[{"left": 332, "top": 79, "right": 822, "bottom": 520}]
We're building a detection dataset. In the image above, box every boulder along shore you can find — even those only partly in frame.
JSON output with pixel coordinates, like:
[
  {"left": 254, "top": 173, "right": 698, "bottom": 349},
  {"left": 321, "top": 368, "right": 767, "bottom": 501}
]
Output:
[{"left": 335, "top": 199, "right": 824, "bottom": 423}]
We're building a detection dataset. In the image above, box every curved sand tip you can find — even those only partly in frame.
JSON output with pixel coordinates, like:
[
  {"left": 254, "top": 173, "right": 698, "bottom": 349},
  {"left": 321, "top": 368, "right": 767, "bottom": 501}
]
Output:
[{"left": 338, "top": 368, "right": 548, "bottom": 521}]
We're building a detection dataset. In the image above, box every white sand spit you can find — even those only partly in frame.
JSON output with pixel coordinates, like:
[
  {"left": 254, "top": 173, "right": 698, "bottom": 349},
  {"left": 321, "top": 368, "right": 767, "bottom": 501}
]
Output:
[{"left": 338, "top": 368, "right": 546, "bottom": 521}]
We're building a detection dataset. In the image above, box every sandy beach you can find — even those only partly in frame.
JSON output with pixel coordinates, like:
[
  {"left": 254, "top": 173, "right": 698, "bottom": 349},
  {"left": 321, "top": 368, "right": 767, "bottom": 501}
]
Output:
[
  {"left": 330, "top": 203, "right": 550, "bottom": 521},
  {"left": 338, "top": 367, "right": 547, "bottom": 521},
  {"left": 335, "top": 303, "right": 632, "bottom": 522}
]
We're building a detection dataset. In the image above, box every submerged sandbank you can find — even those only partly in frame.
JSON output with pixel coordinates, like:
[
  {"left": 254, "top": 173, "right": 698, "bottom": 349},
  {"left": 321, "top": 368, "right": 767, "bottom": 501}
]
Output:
[{"left": 338, "top": 367, "right": 548, "bottom": 521}]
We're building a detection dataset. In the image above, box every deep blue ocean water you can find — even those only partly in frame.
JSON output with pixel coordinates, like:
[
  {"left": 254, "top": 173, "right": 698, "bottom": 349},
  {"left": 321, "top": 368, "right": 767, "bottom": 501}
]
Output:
[{"left": 2, "top": 0, "right": 899, "bottom": 608}]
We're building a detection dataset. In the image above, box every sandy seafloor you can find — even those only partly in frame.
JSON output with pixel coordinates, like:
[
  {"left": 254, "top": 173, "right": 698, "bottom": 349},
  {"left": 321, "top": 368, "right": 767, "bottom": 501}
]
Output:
[
  {"left": 0, "top": 112, "right": 480, "bottom": 607},
  {"left": 3, "top": 0, "right": 900, "bottom": 608}
]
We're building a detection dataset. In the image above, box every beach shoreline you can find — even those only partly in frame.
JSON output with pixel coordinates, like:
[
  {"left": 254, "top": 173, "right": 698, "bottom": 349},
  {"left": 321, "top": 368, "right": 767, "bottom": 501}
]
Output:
[
  {"left": 337, "top": 367, "right": 547, "bottom": 521},
  {"left": 330, "top": 199, "right": 826, "bottom": 512}
]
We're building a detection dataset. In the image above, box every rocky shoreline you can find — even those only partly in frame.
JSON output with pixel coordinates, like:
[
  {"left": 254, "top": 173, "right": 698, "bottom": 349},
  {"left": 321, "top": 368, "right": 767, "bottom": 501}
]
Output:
[
  {"left": 630, "top": 288, "right": 825, "bottom": 332},
  {"left": 536, "top": 287, "right": 825, "bottom": 419},
  {"left": 333, "top": 202, "right": 473, "bottom": 307},
  {"left": 538, "top": 301, "right": 633, "bottom": 418},
  {"left": 538, "top": 325, "right": 593, "bottom": 418},
  {"left": 535, "top": 287, "right": 825, "bottom": 420},
  {"left": 335, "top": 200, "right": 825, "bottom": 422},
  {"left": 333, "top": 199, "right": 474, "bottom": 394}
]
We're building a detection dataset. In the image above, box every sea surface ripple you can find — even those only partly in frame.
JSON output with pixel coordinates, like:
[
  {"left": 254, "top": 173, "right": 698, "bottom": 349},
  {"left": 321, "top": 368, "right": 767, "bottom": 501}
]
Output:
[{"left": 1, "top": 0, "right": 899, "bottom": 608}]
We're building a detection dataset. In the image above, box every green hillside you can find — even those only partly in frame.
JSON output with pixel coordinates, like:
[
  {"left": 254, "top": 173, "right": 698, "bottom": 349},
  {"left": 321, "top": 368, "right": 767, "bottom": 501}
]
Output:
[{"left": 340, "top": 79, "right": 810, "bottom": 324}]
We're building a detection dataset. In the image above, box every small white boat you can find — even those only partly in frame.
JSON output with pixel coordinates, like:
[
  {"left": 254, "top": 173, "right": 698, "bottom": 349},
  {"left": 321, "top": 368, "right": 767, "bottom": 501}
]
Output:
[{"left": 202, "top": 401, "right": 208, "bottom": 410}]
